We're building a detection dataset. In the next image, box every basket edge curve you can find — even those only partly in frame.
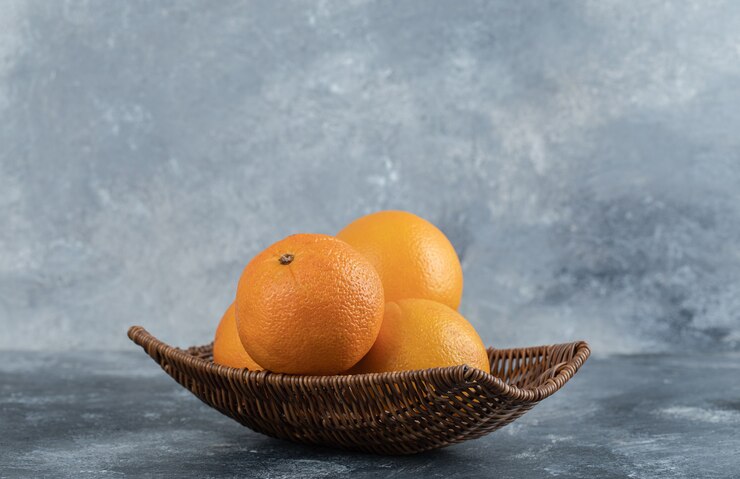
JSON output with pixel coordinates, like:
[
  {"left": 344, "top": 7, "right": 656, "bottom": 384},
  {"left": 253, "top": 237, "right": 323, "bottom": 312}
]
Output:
[{"left": 126, "top": 325, "right": 590, "bottom": 402}]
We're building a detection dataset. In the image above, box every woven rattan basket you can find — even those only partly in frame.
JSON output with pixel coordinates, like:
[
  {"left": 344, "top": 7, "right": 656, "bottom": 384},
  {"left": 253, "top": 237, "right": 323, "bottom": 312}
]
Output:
[{"left": 128, "top": 326, "right": 590, "bottom": 455}]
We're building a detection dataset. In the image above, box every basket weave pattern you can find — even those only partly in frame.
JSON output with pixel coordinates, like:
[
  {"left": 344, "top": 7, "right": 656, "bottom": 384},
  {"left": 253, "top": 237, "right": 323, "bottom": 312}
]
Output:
[{"left": 128, "top": 326, "right": 590, "bottom": 455}]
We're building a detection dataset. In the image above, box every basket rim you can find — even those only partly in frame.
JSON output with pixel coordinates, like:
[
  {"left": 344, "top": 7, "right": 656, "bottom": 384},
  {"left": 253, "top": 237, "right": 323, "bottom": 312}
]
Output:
[{"left": 127, "top": 325, "right": 590, "bottom": 402}]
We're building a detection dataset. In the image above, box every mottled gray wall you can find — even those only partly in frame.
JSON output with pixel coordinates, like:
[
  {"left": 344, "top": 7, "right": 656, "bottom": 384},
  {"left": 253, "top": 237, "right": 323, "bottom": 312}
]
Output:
[{"left": 2, "top": 0, "right": 740, "bottom": 354}]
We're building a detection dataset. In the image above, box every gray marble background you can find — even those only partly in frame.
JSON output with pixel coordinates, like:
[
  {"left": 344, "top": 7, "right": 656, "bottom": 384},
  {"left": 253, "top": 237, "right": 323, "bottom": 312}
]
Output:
[{"left": 2, "top": 0, "right": 739, "bottom": 354}]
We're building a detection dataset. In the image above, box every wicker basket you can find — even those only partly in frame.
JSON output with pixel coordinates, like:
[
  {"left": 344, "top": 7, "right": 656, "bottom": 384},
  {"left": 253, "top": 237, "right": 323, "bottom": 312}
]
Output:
[{"left": 128, "top": 326, "right": 590, "bottom": 455}]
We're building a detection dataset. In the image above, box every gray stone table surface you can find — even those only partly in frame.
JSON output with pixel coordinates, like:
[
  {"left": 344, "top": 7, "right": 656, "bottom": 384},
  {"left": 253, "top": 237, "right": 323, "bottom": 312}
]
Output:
[{"left": 2, "top": 350, "right": 739, "bottom": 479}]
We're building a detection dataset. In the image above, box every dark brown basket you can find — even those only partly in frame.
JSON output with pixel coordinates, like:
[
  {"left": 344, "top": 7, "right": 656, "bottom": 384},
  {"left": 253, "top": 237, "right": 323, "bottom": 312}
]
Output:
[{"left": 128, "top": 326, "right": 590, "bottom": 455}]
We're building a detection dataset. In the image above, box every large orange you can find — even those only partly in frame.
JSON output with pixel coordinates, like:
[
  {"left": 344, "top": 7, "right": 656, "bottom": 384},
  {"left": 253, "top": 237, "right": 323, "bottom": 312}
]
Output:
[
  {"left": 337, "top": 210, "right": 463, "bottom": 309},
  {"left": 235, "top": 234, "right": 384, "bottom": 375},
  {"left": 349, "top": 298, "right": 490, "bottom": 374},
  {"left": 213, "top": 304, "right": 263, "bottom": 370}
]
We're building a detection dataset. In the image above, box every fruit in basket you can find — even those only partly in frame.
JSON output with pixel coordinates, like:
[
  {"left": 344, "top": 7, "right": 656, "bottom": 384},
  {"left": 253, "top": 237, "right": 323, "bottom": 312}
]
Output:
[
  {"left": 235, "top": 234, "right": 384, "bottom": 375},
  {"left": 337, "top": 210, "right": 463, "bottom": 309},
  {"left": 213, "top": 303, "right": 262, "bottom": 370},
  {"left": 348, "top": 298, "right": 490, "bottom": 374}
]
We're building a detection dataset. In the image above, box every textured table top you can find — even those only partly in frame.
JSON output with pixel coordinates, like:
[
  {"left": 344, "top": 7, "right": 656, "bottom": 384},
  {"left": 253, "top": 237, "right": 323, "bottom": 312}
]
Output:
[{"left": 2, "top": 350, "right": 738, "bottom": 478}]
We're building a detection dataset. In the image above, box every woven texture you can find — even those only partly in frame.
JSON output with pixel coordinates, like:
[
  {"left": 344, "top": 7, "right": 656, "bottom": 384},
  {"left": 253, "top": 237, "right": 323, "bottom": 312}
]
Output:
[{"left": 128, "top": 326, "right": 590, "bottom": 455}]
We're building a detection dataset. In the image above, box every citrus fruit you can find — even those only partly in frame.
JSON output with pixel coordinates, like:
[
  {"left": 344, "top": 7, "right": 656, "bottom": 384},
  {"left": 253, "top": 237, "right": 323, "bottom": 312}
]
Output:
[
  {"left": 213, "top": 303, "right": 262, "bottom": 370},
  {"left": 336, "top": 210, "right": 463, "bottom": 309},
  {"left": 235, "top": 233, "right": 385, "bottom": 375},
  {"left": 349, "top": 298, "right": 490, "bottom": 374}
]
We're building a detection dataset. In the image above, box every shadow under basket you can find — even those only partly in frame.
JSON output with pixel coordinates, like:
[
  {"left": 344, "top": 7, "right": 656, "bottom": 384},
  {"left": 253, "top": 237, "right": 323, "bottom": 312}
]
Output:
[{"left": 128, "top": 326, "right": 590, "bottom": 455}]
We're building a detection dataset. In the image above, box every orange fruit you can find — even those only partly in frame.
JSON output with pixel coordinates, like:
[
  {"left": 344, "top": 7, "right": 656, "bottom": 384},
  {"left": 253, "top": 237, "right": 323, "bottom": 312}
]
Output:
[
  {"left": 235, "top": 233, "right": 385, "bottom": 375},
  {"left": 213, "top": 303, "right": 262, "bottom": 370},
  {"left": 337, "top": 210, "right": 463, "bottom": 309},
  {"left": 349, "top": 298, "right": 490, "bottom": 374}
]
